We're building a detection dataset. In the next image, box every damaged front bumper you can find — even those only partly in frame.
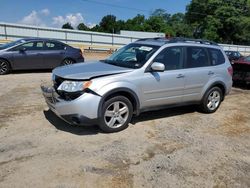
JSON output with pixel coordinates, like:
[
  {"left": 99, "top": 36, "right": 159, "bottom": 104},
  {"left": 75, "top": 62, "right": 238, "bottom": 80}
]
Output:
[{"left": 41, "top": 85, "right": 101, "bottom": 125}]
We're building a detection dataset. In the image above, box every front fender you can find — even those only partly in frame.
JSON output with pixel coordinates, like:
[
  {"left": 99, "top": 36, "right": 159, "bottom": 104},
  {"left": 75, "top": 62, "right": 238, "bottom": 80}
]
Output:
[{"left": 96, "top": 81, "right": 141, "bottom": 117}]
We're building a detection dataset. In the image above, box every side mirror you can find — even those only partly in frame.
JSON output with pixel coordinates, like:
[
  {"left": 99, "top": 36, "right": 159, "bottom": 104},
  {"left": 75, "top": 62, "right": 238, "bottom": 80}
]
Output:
[
  {"left": 151, "top": 62, "right": 165, "bottom": 72},
  {"left": 19, "top": 47, "right": 27, "bottom": 53}
]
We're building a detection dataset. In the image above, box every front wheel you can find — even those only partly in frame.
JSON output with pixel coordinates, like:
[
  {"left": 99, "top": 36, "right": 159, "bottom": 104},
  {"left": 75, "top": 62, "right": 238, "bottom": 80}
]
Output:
[
  {"left": 99, "top": 96, "right": 133, "bottom": 133},
  {"left": 0, "top": 59, "right": 10, "bottom": 75},
  {"left": 199, "top": 87, "right": 223, "bottom": 113}
]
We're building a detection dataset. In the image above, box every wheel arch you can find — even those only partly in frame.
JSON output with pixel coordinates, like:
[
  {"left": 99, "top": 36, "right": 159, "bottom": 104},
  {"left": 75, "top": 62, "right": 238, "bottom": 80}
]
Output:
[
  {"left": 204, "top": 81, "right": 226, "bottom": 101},
  {"left": 62, "top": 57, "right": 76, "bottom": 64},
  {"left": 98, "top": 87, "right": 140, "bottom": 118},
  {"left": 0, "top": 57, "right": 12, "bottom": 69}
]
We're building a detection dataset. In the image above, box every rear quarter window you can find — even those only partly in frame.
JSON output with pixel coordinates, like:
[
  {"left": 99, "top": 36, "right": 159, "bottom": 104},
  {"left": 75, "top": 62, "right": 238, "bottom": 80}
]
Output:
[
  {"left": 208, "top": 48, "right": 225, "bottom": 66},
  {"left": 185, "top": 46, "right": 210, "bottom": 68}
]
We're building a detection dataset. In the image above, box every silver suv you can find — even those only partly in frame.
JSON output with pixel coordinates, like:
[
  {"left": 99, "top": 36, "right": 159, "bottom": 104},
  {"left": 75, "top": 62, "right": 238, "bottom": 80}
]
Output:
[{"left": 41, "top": 38, "right": 233, "bottom": 133}]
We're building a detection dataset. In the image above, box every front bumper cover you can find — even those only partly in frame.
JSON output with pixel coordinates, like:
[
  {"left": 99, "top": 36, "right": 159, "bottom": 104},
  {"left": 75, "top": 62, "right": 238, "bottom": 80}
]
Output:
[{"left": 41, "top": 85, "right": 100, "bottom": 125}]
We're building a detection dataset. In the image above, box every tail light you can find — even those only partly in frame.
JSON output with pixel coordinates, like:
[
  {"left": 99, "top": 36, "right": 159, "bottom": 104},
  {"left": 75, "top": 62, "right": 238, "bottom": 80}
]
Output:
[{"left": 227, "top": 66, "right": 233, "bottom": 77}]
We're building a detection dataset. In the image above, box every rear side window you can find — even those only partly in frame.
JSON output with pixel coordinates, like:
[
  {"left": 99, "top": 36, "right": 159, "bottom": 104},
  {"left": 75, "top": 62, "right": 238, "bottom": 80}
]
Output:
[
  {"left": 45, "top": 42, "right": 65, "bottom": 50},
  {"left": 208, "top": 48, "right": 225, "bottom": 65},
  {"left": 186, "top": 47, "right": 210, "bottom": 68}
]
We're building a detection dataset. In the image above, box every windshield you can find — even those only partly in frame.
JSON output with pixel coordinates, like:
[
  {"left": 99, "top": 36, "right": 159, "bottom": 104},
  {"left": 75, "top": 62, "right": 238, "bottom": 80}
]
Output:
[
  {"left": 0, "top": 39, "right": 26, "bottom": 50},
  {"left": 102, "top": 43, "right": 160, "bottom": 69}
]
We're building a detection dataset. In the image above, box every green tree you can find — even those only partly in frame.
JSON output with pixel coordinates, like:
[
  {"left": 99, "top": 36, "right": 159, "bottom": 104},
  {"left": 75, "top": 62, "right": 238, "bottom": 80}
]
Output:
[
  {"left": 77, "top": 23, "right": 89, "bottom": 31},
  {"left": 124, "top": 14, "right": 146, "bottom": 31},
  {"left": 186, "top": 0, "right": 250, "bottom": 44},
  {"left": 99, "top": 15, "right": 117, "bottom": 33},
  {"left": 151, "top": 9, "right": 170, "bottom": 22},
  {"left": 62, "top": 22, "right": 74, "bottom": 30},
  {"left": 168, "top": 13, "right": 193, "bottom": 37}
]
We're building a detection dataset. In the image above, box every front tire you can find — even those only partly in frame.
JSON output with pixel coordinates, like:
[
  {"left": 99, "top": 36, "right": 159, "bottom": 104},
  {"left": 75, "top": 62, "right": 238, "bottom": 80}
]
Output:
[
  {"left": 199, "top": 87, "right": 223, "bottom": 113},
  {"left": 0, "top": 59, "right": 10, "bottom": 75},
  {"left": 99, "top": 96, "right": 133, "bottom": 133}
]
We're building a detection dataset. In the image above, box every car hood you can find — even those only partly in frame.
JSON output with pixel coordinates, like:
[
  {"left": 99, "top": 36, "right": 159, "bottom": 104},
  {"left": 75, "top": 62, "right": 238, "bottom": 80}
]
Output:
[{"left": 53, "top": 61, "right": 134, "bottom": 80}]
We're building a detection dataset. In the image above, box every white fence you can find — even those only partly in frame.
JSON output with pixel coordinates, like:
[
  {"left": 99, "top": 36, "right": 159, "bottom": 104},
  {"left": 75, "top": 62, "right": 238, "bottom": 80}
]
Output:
[
  {"left": 0, "top": 22, "right": 250, "bottom": 55},
  {"left": 0, "top": 22, "right": 140, "bottom": 47}
]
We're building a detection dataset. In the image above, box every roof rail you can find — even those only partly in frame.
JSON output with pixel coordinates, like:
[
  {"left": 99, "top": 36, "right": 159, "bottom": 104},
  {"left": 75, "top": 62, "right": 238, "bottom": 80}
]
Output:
[
  {"left": 136, "top": 37, "right": 169, "bottom": 42},
  {"left": 169, "top": 37, "right": 218, "bottom": 45},
  {"left": 136, "top": 37, "right": 218, "bottom": 46}
]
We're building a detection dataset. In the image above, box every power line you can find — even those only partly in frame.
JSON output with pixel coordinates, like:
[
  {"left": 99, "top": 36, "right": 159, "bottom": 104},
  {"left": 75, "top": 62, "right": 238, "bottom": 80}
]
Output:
[
  {"left": 81, "top": 0, "right": 150, "bottom": 13},
  {"left": 81, "top": 0, "right": 249, "bottom": 20}
]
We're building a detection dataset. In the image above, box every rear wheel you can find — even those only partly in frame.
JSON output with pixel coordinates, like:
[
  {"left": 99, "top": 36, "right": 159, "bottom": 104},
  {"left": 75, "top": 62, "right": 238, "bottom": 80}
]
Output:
[
  {"left": 61, "top": 58, "right": 74, "bottom": 66},
  {"left": 99, "top": 96, "right": 133, "bottom": 133},
  {"left": 199, "top": 87, "right": 223, "bottom": 113},
  {"left": 0, "top": 59, "right": 10, "bottom": 75}
]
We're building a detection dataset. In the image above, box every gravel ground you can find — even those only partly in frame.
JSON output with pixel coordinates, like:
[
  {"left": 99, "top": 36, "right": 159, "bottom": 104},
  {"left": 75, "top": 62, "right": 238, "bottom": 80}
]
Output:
[{"left": 0, "top": 53, "right": 250, "bottom": 188}]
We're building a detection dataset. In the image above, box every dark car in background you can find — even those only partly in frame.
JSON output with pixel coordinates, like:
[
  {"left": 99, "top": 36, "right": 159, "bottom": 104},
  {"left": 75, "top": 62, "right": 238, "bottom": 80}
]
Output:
[
  {"left": 232, "top": 56, "right": 250, "bottom": 84},
  {"left": 225, "top": 50, "right": 243, "bottom": 62},
  {"left": 0, "top": 38, "right": 84, "bottom": 75}
]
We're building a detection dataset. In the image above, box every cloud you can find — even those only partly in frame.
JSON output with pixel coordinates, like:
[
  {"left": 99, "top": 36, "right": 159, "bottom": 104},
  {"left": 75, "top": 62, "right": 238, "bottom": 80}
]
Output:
[
  {"left": 19, "top": 11, "right": 45, "bottom": 26},
  {"left": 52, "top": 13, "right": 84, "bottom": 28},
  {"left": 19, "top": 11, "right": 91, "bottom": 29},
  {"left": 87, "top": 22, "right": 97, "bottom": 29},
  {"left": 19, "top": 9, "right": 50, "bottom": 26},
  {"left": 40, "top": 8, "right": 50, "bottom": 16}
]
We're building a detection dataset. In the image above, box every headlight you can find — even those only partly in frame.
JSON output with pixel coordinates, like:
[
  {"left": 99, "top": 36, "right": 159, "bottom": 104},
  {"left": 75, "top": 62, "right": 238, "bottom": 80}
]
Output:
[{"left": 57, "top": 80, "right": 92, "bottom": 92}]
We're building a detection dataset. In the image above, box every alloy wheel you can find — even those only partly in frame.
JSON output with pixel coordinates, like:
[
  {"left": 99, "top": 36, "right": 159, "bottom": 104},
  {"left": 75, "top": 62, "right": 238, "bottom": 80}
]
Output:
[
  {"left": 104, "top": 101, "right": 129, "bottom": 128},
  {"left": 0, "top": 60, "right": 8, "bottom": 74},
  {"left": 63, "top": 59, "right": 73, "bottom": 65},
  {"left": 207, "top": 90, "right": 221, "bottom": 111}
]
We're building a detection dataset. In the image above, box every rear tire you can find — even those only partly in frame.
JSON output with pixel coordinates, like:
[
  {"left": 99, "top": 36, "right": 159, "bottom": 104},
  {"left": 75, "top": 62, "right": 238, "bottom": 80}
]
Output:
[
  {"left": 0, "top": 59, "right": 10, "bottom": 75},
  {"left": 199, "top": 87, "right": 223, "bottom": 113},
  {"left": 99, "top": 96, "right": 133, "bottom": 133},
  {"left": 61, "top": 58, "right": 74, "bottom": 66}
]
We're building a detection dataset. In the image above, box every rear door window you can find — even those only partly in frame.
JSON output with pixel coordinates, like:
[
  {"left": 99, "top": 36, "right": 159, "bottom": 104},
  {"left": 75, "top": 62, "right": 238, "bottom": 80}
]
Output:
[
  {"left": 45, "top": 42, "right": 65, "bottom": 50},
  {"left": 185, "top": 47, "right": 210, "bottom": 68},
  {"left": 208, "top": 48, "right": 225, "bottom": 65}
]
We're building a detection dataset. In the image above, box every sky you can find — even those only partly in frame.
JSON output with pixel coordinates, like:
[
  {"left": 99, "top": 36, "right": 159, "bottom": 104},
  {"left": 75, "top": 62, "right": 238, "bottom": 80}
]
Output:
[{"left": 0, "top": 0, "right": 191, "bottom": 28}]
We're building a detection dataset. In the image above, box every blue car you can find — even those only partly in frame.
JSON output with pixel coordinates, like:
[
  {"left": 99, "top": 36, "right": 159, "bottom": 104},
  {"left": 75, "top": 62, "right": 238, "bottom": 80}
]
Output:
[{"left": 0, "top": 38, "right": 84, "bottom": 75}]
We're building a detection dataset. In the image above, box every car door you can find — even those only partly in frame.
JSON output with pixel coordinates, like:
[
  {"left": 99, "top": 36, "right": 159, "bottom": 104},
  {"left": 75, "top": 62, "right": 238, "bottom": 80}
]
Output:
[
  {"left": 42, "top": 41, "right": 65, "bottom": 68},
  {"left": 182, "top": 46, "right": 213, "bottom": 102},
  {"left": 140, "top": 46, "right": 185, "bottom": 108},
  {"left": 10, "top": 41, "right": 44, "bottom": 70}
]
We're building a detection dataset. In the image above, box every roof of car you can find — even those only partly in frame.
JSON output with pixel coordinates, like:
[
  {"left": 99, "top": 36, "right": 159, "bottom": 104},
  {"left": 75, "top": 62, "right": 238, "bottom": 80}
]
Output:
[
  {"left": 21, "top": 38, "right": 63, "bottom": 42},
  {"left": 134, "top": 37, "right": 219, "bottom": 47}
]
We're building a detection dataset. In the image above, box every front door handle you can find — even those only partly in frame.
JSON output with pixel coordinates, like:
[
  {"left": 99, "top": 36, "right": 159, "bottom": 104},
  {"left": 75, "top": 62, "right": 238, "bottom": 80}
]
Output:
[
  {"left": 208, "top": 71, "right": 214, "bottom": 75},
  {"left": 176, "top": 74, "right": 185, "bottom": 78}
]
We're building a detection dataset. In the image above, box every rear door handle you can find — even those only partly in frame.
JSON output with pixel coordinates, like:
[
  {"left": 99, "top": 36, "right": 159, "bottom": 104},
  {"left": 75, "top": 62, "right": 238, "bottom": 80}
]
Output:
[
  {"left": 208, "top": 71, "right": 214, "bottom": 75},
  {"left": 176, "top": 74, "right": 185, "bottom": 78}
]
